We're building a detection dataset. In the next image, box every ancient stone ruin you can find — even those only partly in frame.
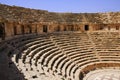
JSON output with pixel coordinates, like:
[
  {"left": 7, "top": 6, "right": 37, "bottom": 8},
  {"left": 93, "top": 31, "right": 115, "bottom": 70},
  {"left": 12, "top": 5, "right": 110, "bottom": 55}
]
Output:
[{"left": 0, "top": 4, "right": 120, "bottom": 80}]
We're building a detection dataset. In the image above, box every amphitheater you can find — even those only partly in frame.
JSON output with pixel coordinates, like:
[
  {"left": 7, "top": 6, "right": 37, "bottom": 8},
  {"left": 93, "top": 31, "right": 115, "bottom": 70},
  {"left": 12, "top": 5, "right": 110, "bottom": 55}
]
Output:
[{"left": 0, "top": 4, "right": 120, "bottom": 80}]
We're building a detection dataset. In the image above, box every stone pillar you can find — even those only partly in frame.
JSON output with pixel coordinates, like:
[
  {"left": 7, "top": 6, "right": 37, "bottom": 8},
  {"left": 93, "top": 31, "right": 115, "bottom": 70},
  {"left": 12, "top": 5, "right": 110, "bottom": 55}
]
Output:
[
  {"left": 60, "top": 25, "right": 64, "bottom": 31},
  {"left": 24, "top": 24, "right": 30, "bottom": 34},
  {"left": 36, "top": 24, "right": 43, "bottom": 34},
  {"left": 89, "top": 24, "right": 94, "bottom": 31},
  {"left": 16, "top": 24, "right": 22, "bottom": 35},
  {"left": 5, "top": 22, "right": 14, "bottom": 37},
  {"left": 81, "top": 24, "right": 85, "bottom": 31},
  {"left": 31, "top": 24, "right": 37, "bottom": 33},
  {"left": 48, "top": 24, "right": 53, "bottom": 33}
]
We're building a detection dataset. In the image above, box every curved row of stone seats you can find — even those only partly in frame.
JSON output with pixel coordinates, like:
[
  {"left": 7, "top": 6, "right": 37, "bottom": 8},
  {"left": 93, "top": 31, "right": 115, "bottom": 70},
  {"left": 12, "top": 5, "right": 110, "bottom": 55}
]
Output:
[
  {"left": 21, "top": 36, "right": 51, "bottom": 51},
  {"left": 40, "top": 47, "right": 60, "bottom": 67},
  {"left": 24, "top": 37, "right": 60, "bottom": 75},
  {"left": 5, "top": 36, "right": 48, "bottom": 77},
  {"left": 7, "top": 34, "right": 38, "bottom": 46},
  {"left": 59, "top": 50, "right": 96, "bottom": 77},
  {"left": 52, "top": 31, "right": 119, "bottom": 79},
  {"left": 70, "top": 57, "right": 99, "bottom": 76},
  {"left": 3, "top": 40, "right": 36, "bottom": 79},
  {"left": 16, "top": 36, "right": 50, "bottom": 62},
  {"left": 62, "top": 53, "right": 98, "bottom": 79},
  {"left": 68, "top": 52, "right": 97, "bottom": 79},
  {"left": 7, "top": 34, "right": 62, "bottom": 78},
  {"left": 33, "top": 50, "right": 63, "bottom": 79},
  {"left": 17, "top": 36, "right": 47, "bottom": 51},
  {"left": 16, "top": 38, "right": 48, "bottom": 63},
  {"left": 35, "top": 48, "right": 61, "bottom": 77},
  {"left": 90, "top": 31, "right": 120, "bottom": 62},
  {"left": 81, "top": 62, "right": 120, "bottom": 78},
  {"left": 6, "top": 34, "right": 40, "bottom": 60},
  {"left": 98, "top": 52, "right": 120, "bottom": 59},
  {"left": 21, "top": 40, "right": 54, "bottom": 78},
  {"left": 51, "top": 32, "right": 92, "bottom": 48},
  {"left": 15, "top": 37, "right": 50, "bottom": 76},
  {"left": 22, "top": 39, "right": 53, "bottom": 65},
  {"left": 33, "top": 45, "right": 57, "bottom": 67},
  {"left": 49, "top": 32, "right": 100, "bottom": 80},
  {"left": 5, "top": 34, "right": 57, "bottom": 79},
  {"left": 49, "top": 33, "right": 82, "bottom": 79},
  {"left": 90, "top": 31, "right": 120, "bottom": 50},
  {"left": 7, "top": 32, "right": 88, "bottom": 77},
  {"left": 22, "top": 39, "right": 53, "bottom": 63},
  {"left": 3, "top": 31, "right": 120, "bottom": 80}
]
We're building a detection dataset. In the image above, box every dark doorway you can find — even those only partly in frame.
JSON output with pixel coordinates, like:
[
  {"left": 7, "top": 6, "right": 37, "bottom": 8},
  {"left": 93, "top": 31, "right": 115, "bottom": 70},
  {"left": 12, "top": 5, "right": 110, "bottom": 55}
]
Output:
[
  {"left": 56, "top": 26, "right": 60, "bottom": 31},
  {"left": 100, "top": 26, "right": 103, "bottom": 30},
  {"left": 35, "top": 26, "right": 37, "bottom": 34},
  {"left": 64, "top": 27, "right": 67, "bottom": 31},
  {"left": 116, "top": 26, "right": 119, "bottom": 30},
  {"left": 43, "top": 25, "right": 48, "bottom": 33},
  {"left": 71, "top": 26, "right": 74, "bottom": 31},
  {"left": 84, "top": 25, "right": 89, "bottom": 31},
  {"left": 0, "top": 23, "right": 5, "bottom": 40},
  {"left": 21, "top": 25, "right": 24, "bottom": 34},
  {"left": 13, "top": 26, "right": 17, "bottom": 35},
  {"left": 28, "top": 25, "right": 32, "bottom": 33}
]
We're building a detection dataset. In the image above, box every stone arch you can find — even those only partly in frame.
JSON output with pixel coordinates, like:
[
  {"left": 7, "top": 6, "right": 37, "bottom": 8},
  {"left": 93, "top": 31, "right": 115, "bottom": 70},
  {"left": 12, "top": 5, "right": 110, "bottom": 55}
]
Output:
[
  {"left": 64, "top": 26, "right": 67, "bottom": 31},
  {"left": 116, "top": 26, "right": 119, "bottom": 30},
  {"left": 13, "top": 26, "right": 17, "bottom": 35},
  {"left": 27, "top": 25, "right": 32, "bottom": 33},
  {"left": 56, "top": 25, "right": 60, "bottom": 31},
  {"left": 21, "top": 25, "right": 25, "bottom": 34}
]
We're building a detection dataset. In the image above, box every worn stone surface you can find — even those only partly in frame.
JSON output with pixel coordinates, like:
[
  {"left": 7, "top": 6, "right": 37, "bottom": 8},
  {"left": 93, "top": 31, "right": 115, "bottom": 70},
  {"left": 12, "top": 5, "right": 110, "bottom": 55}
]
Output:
[
  {"left": 0, "top": 4, "right": 120, "bottom": 39},
  {"left": 0, "top": 3, "right": 120, "bottom": 80}
]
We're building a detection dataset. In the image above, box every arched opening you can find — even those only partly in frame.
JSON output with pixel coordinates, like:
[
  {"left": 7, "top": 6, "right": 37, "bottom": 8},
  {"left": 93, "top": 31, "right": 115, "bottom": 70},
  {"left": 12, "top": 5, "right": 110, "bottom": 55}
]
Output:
[
  {"left": 116, "top": 26, "right": 119, "bottom": 30},
  {"left": 56, "top": 26, "right": 60, "bottom": 31},
  {"left": 84, "top": 25, "right": 89, "bottom": 31},
  {"left": 100, "top": 26, "right": 103, "bottom": 30},
  {"left": 35, "top": 26, "right": 37, "bottom": 34},
  {"left": 13, "top": 26, "right": 17, "bottom": 35},
  {"left": 0, "top": 23, "right": 5, "bottom": 40},
  {"left": 71, "top": 26, "right": 74, "bottom": 31},
  {"left": 27, "top": 25, "right": 32, "bottom": 33},
  {"left": 43, "top": 25, "right": 48, "bottom": 33},
  {"left": 21, "top": 25, "right": 24, "bottom": 34},
  {"left": 64, "top": 26, "right": 67, "bottom": 31}
]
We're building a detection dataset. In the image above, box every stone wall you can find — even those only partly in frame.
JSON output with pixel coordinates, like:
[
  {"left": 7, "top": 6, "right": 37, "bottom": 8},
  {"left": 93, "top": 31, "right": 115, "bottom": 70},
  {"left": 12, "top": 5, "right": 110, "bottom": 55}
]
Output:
[{"left": 0, "top": 4, "right": 120, "bottom": 40}]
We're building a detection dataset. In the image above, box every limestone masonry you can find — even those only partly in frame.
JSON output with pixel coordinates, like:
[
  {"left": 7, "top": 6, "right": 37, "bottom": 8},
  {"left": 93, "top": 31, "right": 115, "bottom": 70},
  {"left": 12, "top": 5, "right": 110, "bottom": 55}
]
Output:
[
  {"left": 0, "top": 4, "right": 120, "bottom": 39},
  {"left": 0, "top": 3, "right": 120, "bottom": 80}
]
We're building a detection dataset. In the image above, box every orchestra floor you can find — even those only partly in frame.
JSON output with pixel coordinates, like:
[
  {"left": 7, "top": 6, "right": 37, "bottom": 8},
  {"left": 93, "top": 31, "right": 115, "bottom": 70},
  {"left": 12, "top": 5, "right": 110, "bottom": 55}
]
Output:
[{"left": 83, "top": 69, "right": 120, "bottom": 80}]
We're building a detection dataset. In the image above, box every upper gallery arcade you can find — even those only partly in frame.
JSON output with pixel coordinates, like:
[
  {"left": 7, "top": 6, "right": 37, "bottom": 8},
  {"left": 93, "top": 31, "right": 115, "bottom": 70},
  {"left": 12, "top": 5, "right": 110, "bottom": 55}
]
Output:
[{"left": 0, "top": 4, "right": 120, "bottom": 40}]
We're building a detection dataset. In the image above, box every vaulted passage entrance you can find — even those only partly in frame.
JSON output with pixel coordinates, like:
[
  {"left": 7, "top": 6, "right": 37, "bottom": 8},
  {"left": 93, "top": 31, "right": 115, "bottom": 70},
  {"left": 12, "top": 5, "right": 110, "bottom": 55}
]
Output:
[
  {"left": 84, "top": 25, "right": 89, "bottom": 31},
  {"left": 13, "top": 26, "right": 17, "bottom": 35},
  {"left": 56, "top": 26, "right": 60, "bottom": 31},
  {"left": 43, "top": 25, "right": 48, "bottom": 33},
  {"left": 27, "top": 25, "right": 32, "bottom": 33},
  {"left": 21, "top": 25, "right": 25, "bottom": 34},
  {"left": 0, "top": 23, "right": 5, "bottom": 40}
]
